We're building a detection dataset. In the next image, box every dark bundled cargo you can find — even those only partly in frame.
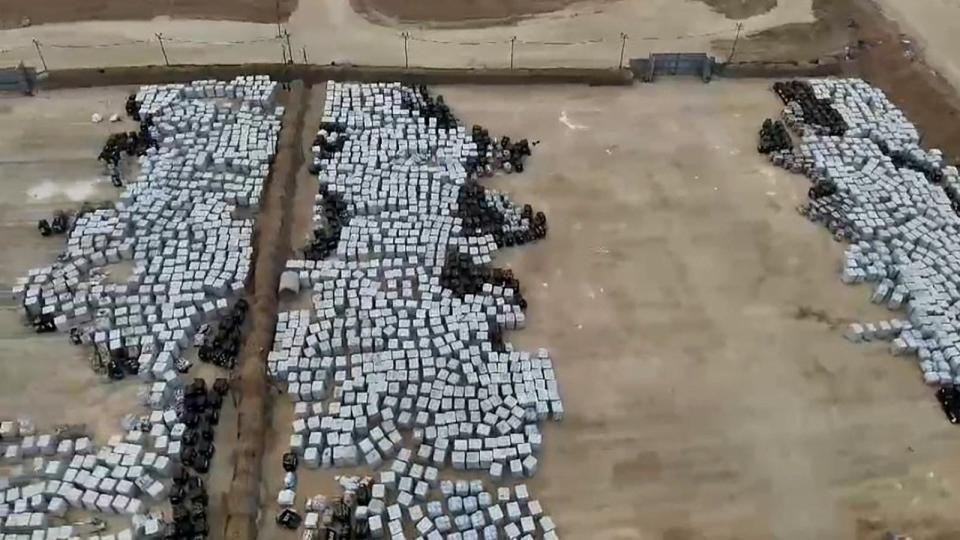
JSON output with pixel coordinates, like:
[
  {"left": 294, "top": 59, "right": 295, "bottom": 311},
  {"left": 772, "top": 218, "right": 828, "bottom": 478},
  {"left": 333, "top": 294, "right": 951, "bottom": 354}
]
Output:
[
  {"left": 467, "top": 125, "right": 534, "bottom": 176},
  {"left": 98, "top": 128, "right": 157, "bottom": 166},
  {"left": 405, "top": 84, "right": 456, "bottom": 129},
  {"left": 198, "top": 299, "right": 249, "bottom": 369},
  {"left": 456, "top": 183, "right": 546, "bottom": 247},
  {"left": 304, "top": 187, "right": 350, "bottom": 261},
  {"left": 757, "top": 119, "right": 792, "bottom": 154},
  {"left": 440, "top": 250, "right": 528, "bottom": 312},
  {"left": 772, "top": 80, "right": 847, "bottom": 136},
  {"left": 37, "top": 210, "right": 70, "bottom": 237},
  {"left": 276, "top": 509, "right": 303, "bottom": 529},
  {"left": 937, "top": 386, "right": 960, "bottom": 424},
  {"left": 169, "top": 471, "right": 210, "bottom": 538},
  {"left": 176, "top": 377, "right": 225, "bottom": 475}
]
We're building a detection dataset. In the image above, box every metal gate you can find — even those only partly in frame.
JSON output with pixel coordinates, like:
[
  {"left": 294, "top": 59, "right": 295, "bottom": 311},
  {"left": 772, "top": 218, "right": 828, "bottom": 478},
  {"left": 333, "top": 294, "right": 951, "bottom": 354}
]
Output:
[
  {"left": 629, "top": 53, "right": 714, "bottom": 83},
  {"left": 0, "top": 64, "right": 37, "bottom": 94}
]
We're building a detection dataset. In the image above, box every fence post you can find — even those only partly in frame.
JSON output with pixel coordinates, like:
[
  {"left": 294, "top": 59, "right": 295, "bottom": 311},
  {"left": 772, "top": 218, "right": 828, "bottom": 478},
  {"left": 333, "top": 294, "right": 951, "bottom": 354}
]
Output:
[
  {"left": 728, "top": 22, "right": 743, "bottom": 63},
  {"left": 618, "top": 32, "right": 628, "bottom": 69},
  {"left": 155, "top": 33, "right": 170, "bottom": 66},
  {"left": 302, "top": 46, "right": 308, "bottom": 64},
  {"left": 510, "top": 36, "right": 517, "bottom": 69},
  {"left": 32, "top": 39, "right": 47, "bottom": 71},
  {"left": 284, "top": 30, "right": 294, "bottom": 64},
  {"left": 401, "top": 32, "right": 410, "bottom": 68},
  {"left": 275, "top": 0, "right": 283, "bottom": 38}
]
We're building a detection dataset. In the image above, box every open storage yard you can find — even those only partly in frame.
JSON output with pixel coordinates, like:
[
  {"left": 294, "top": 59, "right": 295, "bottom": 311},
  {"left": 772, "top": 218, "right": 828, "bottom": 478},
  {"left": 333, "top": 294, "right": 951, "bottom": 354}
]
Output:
[
  {"left": 6, "top": 59, "right": 960, "bottom": 540},
  {"left": 0, "top": 87, "right": 143, "bottom": 442}
]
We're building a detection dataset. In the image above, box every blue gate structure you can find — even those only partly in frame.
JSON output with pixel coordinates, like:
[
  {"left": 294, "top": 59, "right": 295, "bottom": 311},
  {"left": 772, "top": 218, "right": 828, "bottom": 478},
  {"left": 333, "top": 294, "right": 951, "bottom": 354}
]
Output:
[
  {"left": 629, "top": 53, "right": 715, "bottom": 83},
  {"left": 0, "top": 64, "right": 37, "bottom": 94}
]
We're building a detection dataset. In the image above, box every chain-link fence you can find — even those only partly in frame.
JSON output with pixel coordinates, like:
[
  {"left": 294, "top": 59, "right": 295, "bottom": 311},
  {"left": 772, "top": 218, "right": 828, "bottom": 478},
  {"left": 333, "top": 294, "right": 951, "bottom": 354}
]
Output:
[{"left": 0, "top": 23, "right": 758, "bottom": 72}]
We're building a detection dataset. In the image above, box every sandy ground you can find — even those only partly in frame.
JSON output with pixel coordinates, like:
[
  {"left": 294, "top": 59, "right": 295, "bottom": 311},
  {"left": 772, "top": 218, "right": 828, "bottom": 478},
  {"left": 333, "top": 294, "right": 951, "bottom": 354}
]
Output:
[
  {"left": 0, "top": 0, "right": 814, "bottom": 70},
  {"left": 243, "top": 80, "right": 960, "bottom": 540},
  {"left": 872, "top": 0, "right": 960, "bottom": 105},
  {"left": 0, "top": 87, "right": 143, "bottom": 444}
]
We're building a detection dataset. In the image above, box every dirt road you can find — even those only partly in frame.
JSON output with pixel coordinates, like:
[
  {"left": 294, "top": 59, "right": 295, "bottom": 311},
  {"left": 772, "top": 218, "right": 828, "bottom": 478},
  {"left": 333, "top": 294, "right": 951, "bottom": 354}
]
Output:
[
  {"left": 0, "top": 0, "right": 813, "bottom": 69},
  {"left": 0, "top": 0, "right": 296, "bottom": 30},
  {"left": 223, "top": 81, "right": 307, "bottom": 540}
]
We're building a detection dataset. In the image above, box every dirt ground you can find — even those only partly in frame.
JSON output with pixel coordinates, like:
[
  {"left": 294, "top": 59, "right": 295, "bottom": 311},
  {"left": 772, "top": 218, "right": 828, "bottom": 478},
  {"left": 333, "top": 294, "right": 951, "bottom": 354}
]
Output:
[
  {"left": 0, "top": 87, "right": 143, "bottom": 443},
  {"left": 872, "top": 0, "right": 960, "bottom": 106},
  {"left": 289, "top": 84, "right": 325, "bottom": 253},
  {"left": 0, "top": 0, "right": 297, "bottom": 30},
  {"left": 847, "top": 0, "right": 960, "bottom": 166}
]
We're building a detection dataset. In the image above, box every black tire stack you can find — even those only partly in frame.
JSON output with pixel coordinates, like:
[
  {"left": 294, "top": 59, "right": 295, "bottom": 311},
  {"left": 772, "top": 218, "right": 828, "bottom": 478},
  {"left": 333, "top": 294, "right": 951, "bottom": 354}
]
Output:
[
  {"left": 757, "top": 119, "right": 793, "bottom": 154},
  {"left": 198, "top": 299, "right": 249, "bottom": 370},
  {"left": 166, "top": 376, "right": 228, "bottom": 539}
]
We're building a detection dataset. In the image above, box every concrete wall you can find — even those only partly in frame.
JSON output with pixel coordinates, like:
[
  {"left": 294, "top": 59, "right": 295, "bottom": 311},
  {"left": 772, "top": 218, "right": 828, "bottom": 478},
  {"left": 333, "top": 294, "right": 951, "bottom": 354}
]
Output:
[
  {"left": 717, "top": 61, "right": 845, "bottom": 79},
  {"left": 40, "top": 64, "right": 634, "bottom": 89}
]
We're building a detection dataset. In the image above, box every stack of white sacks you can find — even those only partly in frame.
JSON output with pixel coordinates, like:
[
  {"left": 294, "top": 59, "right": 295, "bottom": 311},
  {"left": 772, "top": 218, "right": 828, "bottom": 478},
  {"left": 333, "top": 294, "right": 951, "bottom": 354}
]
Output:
[
  {"left": 770, "top": 78, "right": 960, "bottom": 386},
  {"left": 2, "top": 75, "right": 281, "bottom": 538},
  {"left": 270, "top": 82, "right": 561, "bottom": 538}
]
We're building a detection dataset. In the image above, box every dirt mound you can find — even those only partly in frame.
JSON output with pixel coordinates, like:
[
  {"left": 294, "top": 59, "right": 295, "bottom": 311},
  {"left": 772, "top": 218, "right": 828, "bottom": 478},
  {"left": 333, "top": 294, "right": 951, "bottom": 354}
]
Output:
[
  {"left": 0, "top": 0, "right": 297, "bottom": 30},
  {"left": 349, "top": 0, "right": 601, "bottom": 27},
  {"left": 697, "top": 0, "right": 777, "bottom": 20}
]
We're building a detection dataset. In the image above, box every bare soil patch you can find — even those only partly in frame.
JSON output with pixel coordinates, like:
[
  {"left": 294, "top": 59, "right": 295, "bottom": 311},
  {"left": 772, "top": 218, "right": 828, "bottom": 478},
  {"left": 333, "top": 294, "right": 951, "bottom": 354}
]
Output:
[
  {"left": 697, "top": 0, "right": 777, "bottom": 20},
  {"left": 223, "top": 81, "right": 306, "bottom": 540},
  {"left": 0, "top": 0, "right": 297, "bottom": 30},
  {"left": 349, "top": 0, "right": 598, "bottom": 27},
  {"left": 715, "top": 0, "right": 854, "bottom": 62}
]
